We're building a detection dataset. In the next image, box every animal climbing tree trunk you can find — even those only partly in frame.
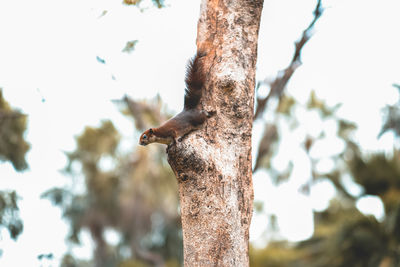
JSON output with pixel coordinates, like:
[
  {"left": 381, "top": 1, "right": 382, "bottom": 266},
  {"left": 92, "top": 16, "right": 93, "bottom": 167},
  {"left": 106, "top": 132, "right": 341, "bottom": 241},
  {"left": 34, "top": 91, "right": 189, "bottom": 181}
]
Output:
[{"left": 167, "top": 0, "right": 264, "bottom": 266}]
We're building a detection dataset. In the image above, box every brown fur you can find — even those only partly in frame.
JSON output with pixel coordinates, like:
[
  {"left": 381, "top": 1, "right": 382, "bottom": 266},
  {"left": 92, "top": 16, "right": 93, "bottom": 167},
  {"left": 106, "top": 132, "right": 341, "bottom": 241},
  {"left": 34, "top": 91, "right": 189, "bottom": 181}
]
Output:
[
  {"left": 139, "top": 52, "right": 208, "bottom": 146},
  {"left": 139, "top": 110, "right": 208, "bottom": 146}
]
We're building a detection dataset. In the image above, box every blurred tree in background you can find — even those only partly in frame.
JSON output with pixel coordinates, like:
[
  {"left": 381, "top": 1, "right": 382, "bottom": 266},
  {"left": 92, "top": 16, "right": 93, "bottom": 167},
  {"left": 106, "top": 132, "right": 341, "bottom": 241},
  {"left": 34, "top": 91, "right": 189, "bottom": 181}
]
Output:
[
  {"left": 250, "top": 85, "right": 400, "bottom": 267},
  {"left": 39, "top": 67, "right": 400, "bottom": 266},
  {"left": 43, "top": 97, "right": 182, "bottom": 267},
  {"left": 249, "top": 0, "right": 400, "bottom": 264},
  {"left": 42, "top": 85, "right": 400, "bottom": 266},
  {"left": 0, "top": 90, "right": 29, "bottom": 171},
  {"left": 0, "top": 90, "right": 29, "bottom": 252}
]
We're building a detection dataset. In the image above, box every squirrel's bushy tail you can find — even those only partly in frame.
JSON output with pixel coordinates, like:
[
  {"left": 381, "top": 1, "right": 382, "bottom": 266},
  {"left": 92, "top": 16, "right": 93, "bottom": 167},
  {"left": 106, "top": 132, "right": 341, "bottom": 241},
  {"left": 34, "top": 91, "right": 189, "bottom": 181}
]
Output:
[{"left": 184, "top": 52, "right": 206, "bottom": 110}]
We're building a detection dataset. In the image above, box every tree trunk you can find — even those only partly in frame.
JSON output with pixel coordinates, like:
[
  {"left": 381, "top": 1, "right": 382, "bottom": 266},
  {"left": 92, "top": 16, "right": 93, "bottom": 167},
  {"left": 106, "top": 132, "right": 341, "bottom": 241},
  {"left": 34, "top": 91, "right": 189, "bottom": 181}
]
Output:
[{"left": 167, "top": 0, "right": 264, "bottom": 266}]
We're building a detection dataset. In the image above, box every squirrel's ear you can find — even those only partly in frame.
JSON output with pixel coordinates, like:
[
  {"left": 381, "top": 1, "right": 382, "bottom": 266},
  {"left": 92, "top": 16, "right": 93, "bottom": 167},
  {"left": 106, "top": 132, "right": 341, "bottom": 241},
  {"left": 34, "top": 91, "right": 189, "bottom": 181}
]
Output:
[{"left": 149, "top": 128, "right": 154, "bottom": 134}]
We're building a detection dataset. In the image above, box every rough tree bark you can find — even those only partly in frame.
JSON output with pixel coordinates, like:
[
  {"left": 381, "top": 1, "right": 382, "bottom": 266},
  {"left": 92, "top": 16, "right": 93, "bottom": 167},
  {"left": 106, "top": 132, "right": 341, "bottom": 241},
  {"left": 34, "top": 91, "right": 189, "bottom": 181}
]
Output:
[{"left": 167, "top": 0, "right": 263, "bottom": 266}]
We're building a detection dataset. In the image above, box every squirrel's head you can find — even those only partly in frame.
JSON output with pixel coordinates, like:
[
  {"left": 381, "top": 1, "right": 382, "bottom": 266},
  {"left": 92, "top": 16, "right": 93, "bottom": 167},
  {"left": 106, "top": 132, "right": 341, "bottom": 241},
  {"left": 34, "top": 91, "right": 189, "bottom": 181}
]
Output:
[{"left": 139, "top": 128, "right": 155, "bottom": 146}]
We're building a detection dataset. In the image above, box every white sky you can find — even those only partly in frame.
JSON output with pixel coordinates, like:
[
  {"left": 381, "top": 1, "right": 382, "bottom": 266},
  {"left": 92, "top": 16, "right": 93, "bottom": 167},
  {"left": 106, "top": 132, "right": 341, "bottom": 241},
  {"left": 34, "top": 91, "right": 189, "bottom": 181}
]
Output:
[{"left": 0, "top": 0, "right": 399, "bottom": 265}]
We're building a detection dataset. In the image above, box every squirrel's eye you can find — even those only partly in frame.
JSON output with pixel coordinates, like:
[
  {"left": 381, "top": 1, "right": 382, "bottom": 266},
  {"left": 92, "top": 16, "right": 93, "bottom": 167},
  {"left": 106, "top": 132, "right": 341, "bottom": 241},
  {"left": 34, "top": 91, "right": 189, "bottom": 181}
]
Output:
[{"left": 143, "top": 134, "right": 147, "bottom": 139}]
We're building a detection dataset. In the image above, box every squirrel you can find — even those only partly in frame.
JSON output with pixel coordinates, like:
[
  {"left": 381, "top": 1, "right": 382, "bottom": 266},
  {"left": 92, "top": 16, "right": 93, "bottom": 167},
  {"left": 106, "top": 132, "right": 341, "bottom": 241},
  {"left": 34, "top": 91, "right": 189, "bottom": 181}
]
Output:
[{"left": 139, "top": 52, "right": 211, "bottom": 146}]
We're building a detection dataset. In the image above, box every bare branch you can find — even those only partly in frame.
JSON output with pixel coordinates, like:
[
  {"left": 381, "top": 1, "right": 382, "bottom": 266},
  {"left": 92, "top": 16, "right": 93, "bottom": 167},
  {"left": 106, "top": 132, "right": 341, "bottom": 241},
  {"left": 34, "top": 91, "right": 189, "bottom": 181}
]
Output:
[
  {"left": 253, "top": 124, "right": 278, "bottom": 172},
  {"left": 254, "top": 0, "right": 324, "bottom": 120}
]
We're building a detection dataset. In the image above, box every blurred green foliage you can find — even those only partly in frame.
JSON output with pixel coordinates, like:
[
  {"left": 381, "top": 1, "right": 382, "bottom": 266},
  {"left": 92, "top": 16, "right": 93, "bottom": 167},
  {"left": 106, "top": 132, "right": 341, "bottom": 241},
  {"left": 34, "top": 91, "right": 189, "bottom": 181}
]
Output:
[
  {"left": 0, "top": 191, "right": 23, "bottom": 240},
  {"left": 249, "top": 89, "right": 400, "bottom": 267},
  {"left": 122, "top": 40, "right": 139, "bottom": 53},
  {"left": 0, "top": 90, "right": 28, "bottom": 251},
  {"left": 0, "top": 88, "right": 30, "bottom": 255},
  {"left": 123, "top": 0, "right": 165, "bottom": 9},
  {"left": 379, "top": 84, "right": 400, "bottom": 138},
  {"left": 0, "top": 90, "right": 30, "bottom": 171},
  {"left": 43, "top": 97, "right": 181, "bottom": 266}
]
